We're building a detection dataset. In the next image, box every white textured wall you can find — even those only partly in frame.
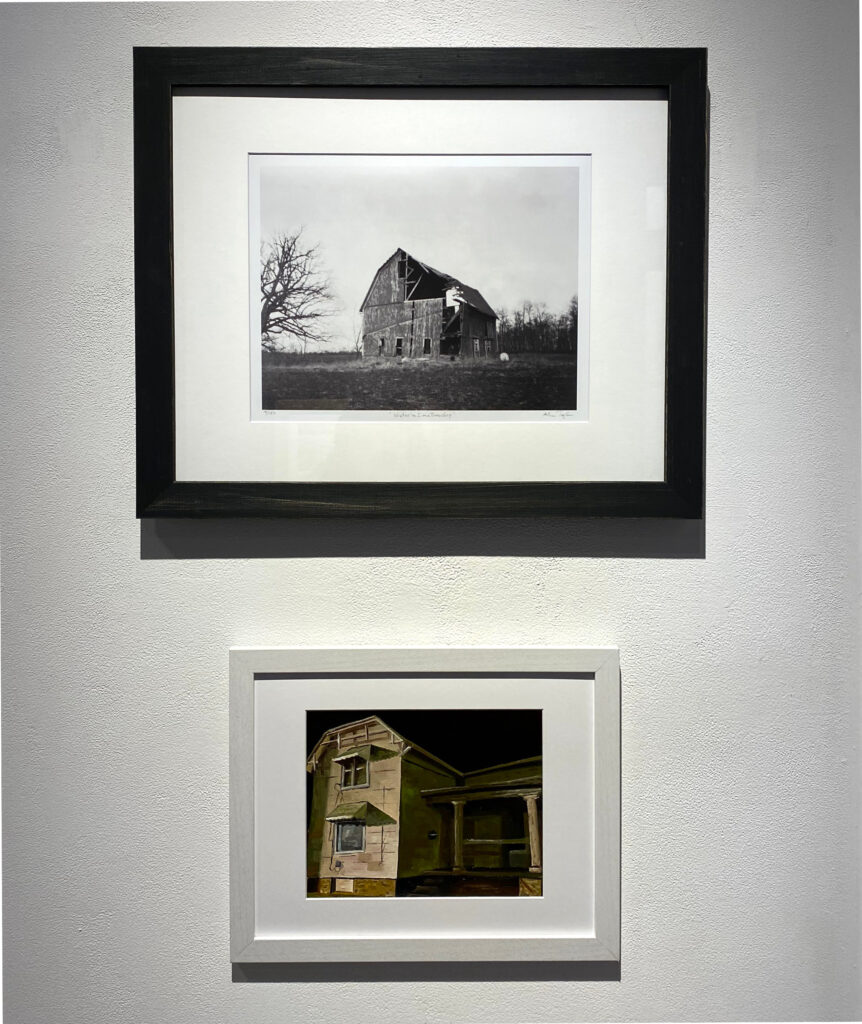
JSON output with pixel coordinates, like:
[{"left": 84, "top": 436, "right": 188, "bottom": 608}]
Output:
[{"left": 1, "top": 2, "right": 859, "bottom": 1021}]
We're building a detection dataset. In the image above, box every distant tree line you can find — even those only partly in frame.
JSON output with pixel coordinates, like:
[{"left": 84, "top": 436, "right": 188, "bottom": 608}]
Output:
[{"left": 496, "top": 297, "right": 578, "bottom": 354}]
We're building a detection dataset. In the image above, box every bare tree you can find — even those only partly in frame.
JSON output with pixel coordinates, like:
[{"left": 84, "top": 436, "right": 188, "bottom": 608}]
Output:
[
  {"left": 351, "top": 311, "right": 364, "bottom": 359},
  {"left": 260, "top": 230, "right": 336, "bottom": 353}
]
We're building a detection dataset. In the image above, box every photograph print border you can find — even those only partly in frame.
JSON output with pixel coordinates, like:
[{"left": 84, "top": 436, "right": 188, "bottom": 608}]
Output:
[
  {"left": 229, "top": 646, "right": 621, "bottom": 963},
  {"left": 135, "top": 47, "right": 707, "bottom": 519},
  {"left": 249, "top": 152, "right": 591, "bottom": 422},
  {"left": 303, "top": 707, "right": 546, "bottom": 900}
]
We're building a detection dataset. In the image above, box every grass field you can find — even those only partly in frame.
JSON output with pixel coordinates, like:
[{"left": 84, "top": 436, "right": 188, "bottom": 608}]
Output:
[{"left": 261, "top": 353, "right": 578, "bottom": 411}]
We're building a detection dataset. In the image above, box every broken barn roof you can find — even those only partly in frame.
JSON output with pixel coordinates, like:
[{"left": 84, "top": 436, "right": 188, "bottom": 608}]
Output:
[
  {"left": 359, "top": 248, "right": 497, "bottom": 319},
  {"left": 451, "top": 281, "right": 497, "bottom": 319}
]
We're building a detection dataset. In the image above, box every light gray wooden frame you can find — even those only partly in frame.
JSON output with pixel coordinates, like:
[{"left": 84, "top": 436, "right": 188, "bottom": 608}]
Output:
[{"left": 230, "top": 646, "right": 620, "bottom": 963}]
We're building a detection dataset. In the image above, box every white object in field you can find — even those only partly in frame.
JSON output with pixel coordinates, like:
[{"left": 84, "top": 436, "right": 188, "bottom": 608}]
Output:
[
  {"left": 499, "top": 352, "right": 510, "bottom": 362},
  {"left": 445, "top": 286, "right": 464, "bottom": 308}
]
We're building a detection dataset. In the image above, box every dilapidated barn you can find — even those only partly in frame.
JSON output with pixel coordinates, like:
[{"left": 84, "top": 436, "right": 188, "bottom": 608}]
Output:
[{"left": 360, "top": 249, "right": 498, "bottom": 360}]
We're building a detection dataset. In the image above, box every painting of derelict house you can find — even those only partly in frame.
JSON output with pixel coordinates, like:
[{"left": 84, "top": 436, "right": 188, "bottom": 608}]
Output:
[
  {"left": 250, "top": 154, "right": 588, "bottom": 417},
  {"left": 306, "top": 710, "right": 542, "bottom": 898}
]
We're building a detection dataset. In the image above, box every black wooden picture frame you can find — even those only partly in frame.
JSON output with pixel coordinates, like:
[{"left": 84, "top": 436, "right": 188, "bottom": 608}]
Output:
[{"left": 134, "top": 47, "right": 707, "bottom": 519}]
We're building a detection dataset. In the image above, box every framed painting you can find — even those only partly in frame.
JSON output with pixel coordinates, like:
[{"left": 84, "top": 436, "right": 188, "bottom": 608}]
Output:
[
  {"left": 229, "top": 646, "right": 620, "bottom": 963},
  {"left": 135, "top": 47, "right": 707, "bottom": 518}
]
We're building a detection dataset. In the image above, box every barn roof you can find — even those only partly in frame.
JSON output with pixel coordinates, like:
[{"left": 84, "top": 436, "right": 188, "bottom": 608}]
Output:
[
  {"left": 359, "top": 249, "right": 497, "bottom": 319},
  {"left": 453, "top": 282, "right": 497, "bottom": 319}
]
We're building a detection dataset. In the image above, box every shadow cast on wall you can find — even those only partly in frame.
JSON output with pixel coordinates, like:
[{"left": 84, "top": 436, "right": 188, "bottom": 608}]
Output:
[
  {"left": 140, "top": 516, "right": 704, "bottom": 560},
  {"left": 232, "top": 960, "right": 621, "bottom": 983}
]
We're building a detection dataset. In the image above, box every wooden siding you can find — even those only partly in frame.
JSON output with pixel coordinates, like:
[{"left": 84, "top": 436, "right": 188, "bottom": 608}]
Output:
[
  {"left": 311, "top": 724, "right": 403, "bottom": 882},
  {"left": 362, "top": 296, "right": 446, "bottom": 358},
  {"left": 461, "top": 303, "right": 498, "bottom": 357},
  {"left": 362, "top": 252, "right": 403, "bottom": 309},
  {"left": 361, "top": 251, "right": 497, "bottom": 359},
  {"left": 397, "top": 755, "right": 459, "bottom": 877}
]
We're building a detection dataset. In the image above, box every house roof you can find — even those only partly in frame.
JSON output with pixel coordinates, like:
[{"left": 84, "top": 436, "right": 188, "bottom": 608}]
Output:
[
  {"left": 419, "top": 776, "right": 542, "bottom": 803},
  {"left": 462, "top": 755, "right": 543, "bottom": 777},
  {"left": 359, "top": 248, "right": 497, "bottom": 319},
  {"left": 306, "top": 714, "right": 461, "bottom": 776}
]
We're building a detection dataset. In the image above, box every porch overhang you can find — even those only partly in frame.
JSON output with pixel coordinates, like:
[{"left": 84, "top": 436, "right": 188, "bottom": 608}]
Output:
[{"left": 420, "top": 778, "right": 542, "bottom": 804}]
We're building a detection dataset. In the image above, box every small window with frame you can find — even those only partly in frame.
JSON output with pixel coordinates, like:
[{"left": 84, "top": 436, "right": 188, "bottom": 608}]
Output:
[
  {"left": 335, "top": 820, "right": 365, "bottom": 853},
  {"left": 340, "top": 756, "right": 368, "bottom": 788}
]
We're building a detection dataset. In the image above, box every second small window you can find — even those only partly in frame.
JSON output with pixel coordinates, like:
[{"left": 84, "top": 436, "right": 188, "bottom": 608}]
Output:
[{"left": 340, "top": 756, "right": 368, "bottom": 788}]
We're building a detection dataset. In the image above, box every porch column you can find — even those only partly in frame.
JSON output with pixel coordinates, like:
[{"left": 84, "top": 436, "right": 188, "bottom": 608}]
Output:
[
  {"left": 451, "top": 799, "right": 465, "bottom": 871},
  {"left": 524, "top": 793, "right": 542, "bottom": 873}
]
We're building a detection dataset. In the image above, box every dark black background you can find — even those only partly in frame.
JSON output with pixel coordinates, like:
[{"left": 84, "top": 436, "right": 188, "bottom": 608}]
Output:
[{"left": 306, "top": 709, "right": 542, "bottom": 772}]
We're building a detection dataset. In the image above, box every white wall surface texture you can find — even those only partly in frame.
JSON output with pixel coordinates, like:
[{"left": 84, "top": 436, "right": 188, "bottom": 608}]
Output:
[{"left": 1, "top": 2, "right": 859, "bottom": 1023}]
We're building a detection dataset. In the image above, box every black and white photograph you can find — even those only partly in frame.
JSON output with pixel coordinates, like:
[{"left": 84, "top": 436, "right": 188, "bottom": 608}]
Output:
[{"left": 249, "top": 154, "right": 590, "bottom": 419}]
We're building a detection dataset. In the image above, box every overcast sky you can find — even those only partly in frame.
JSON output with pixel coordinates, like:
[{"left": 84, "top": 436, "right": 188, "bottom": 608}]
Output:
[{"left": 258, "top": 156, "right": 580, "bottom": 350}]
